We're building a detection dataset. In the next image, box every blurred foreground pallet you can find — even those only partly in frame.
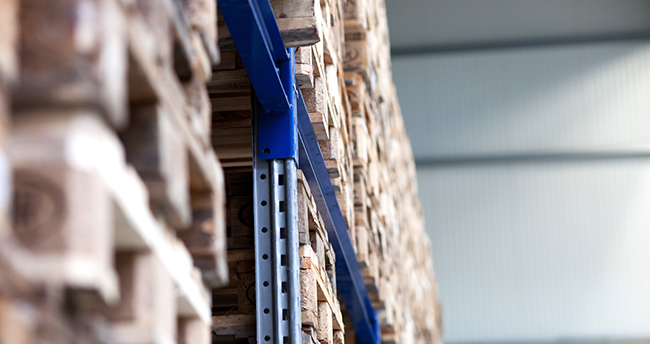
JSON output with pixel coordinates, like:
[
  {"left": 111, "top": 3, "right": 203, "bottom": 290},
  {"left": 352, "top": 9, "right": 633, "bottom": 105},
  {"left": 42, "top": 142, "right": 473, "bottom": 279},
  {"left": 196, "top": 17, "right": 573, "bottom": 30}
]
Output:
[{"left": 0, "top": 0, "right": 226, "bottom": 343}]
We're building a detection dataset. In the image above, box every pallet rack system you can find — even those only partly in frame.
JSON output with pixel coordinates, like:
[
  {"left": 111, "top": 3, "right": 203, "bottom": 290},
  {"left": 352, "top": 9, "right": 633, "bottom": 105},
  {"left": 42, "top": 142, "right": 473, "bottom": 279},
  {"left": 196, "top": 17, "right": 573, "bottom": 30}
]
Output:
[{"left": 218, "top": 0, "right": 379, "bottom": 343}]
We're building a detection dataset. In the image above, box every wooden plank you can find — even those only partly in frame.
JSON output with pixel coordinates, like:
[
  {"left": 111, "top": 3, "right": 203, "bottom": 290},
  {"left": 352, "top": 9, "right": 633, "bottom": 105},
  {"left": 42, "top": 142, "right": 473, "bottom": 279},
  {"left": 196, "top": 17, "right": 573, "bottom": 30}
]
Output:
[
  {"left": 317, "top": 302, "right": 333, "bottom": 344},
  {"left": 207, "top": 69, "right": 251, "bottom": 93},
  {"left": 217, "top": 0, "right": 322, "bottom": 51},
  {"left": 0, "top": 0, "right": 18, "bottom": 84},
  {"left": 210, "top": 96, "right": 251, "bottom": 112},
  {"left": 212, "top": 314, "right": 255, "bottom": 338},
  {"left": 0, "top": 295, "right": 33, "bottom": 344}
]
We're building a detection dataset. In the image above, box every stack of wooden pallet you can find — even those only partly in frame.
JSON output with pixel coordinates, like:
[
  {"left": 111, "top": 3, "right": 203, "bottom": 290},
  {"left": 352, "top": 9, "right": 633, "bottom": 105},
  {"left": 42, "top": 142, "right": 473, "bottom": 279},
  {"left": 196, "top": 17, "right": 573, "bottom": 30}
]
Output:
[
  {"left": 0, "top": 0, "right": 227, "bottom": 343},
  {"left": 343, "top": 0, "right": 442, "bottom": 342},
  {"left": 211, "top": 0, "right": 441, "bottom": 343},
  {"left": 297, "top": 171, "right": 346, "bottom": 344},
  {"left": 0, "top": 0, "right": 441, "bottom": 342}
]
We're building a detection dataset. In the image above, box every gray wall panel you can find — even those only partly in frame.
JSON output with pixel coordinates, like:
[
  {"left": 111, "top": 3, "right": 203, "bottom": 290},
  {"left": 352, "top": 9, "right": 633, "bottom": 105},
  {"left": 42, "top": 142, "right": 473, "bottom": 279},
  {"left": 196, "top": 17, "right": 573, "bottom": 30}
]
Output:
[
  {"left": 418, "top": 162, "right": 650, "bottom": 343},
  {"left": 393, "top": 43, "right": 650, "bottom": 159},
  {"left": 386, "top": 0, "right": 650, "bottom": 49}
]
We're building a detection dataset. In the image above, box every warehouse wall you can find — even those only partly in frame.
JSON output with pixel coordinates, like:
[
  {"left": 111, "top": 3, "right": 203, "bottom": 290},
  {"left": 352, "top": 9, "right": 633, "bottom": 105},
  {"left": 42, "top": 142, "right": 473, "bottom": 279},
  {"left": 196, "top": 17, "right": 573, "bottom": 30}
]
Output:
[
  {"left": 385, "top": 0, "right": 650, "bottom": 50},
  {"left": 395, "top": 43, "right": 650, "bottom": 158},
  {"left": 392, "top": 42, "right": 650, "bottom": 343}
]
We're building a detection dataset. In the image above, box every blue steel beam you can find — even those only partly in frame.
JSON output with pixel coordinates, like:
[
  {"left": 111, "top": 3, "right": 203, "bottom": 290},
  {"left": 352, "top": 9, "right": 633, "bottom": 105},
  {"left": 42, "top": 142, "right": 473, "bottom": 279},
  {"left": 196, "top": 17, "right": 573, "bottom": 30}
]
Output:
[
  {"left": 219, "top": 0, "right": 290, "bottom": 113},
  {"left": 296, "top": 90, "right": 380, "bottom": 344}
]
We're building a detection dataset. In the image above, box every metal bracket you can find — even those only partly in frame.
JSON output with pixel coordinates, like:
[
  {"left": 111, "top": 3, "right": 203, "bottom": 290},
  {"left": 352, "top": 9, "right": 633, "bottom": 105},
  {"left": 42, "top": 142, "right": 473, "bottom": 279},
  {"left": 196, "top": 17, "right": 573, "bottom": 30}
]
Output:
[
  {"left": 256, "top": 49, "right": 297, "bottom": 160},
  {"left": 220, "top": 0, "right": 296, "bottom": 159}
]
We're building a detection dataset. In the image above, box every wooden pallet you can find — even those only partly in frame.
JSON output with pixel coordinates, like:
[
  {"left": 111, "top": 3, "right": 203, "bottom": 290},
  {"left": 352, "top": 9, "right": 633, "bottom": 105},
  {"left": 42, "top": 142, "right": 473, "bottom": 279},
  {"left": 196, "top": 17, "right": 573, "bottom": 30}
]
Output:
[{"left": 1, "top": 0, "right": 227, "bottom": 343}]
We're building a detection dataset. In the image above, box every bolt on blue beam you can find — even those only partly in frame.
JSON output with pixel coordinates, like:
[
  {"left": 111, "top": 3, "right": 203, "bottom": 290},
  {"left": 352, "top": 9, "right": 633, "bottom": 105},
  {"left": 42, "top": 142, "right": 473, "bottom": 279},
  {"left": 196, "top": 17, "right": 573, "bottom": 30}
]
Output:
[
  {"left": 256, "top": 48, "right": 297, "bottom": 160},
  {"left": 296, "top": 89, "right": 380, "bottom": 344},
  {"left": 219, "top": 0, "right": 291, "bottom": 113}
]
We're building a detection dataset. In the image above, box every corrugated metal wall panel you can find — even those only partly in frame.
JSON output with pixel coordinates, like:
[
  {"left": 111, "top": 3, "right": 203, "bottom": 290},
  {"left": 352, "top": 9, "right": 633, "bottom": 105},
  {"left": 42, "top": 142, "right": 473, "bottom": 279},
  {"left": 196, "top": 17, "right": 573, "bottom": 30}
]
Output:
[
  {"left": 393, "top": 42, "right": 650, "bottom": 159},
  {"left": 418, "top": 162, "right": 650, "bottom": 343},
  {"left": 386, "top": 0, "right": 650, "bottom": 49}
]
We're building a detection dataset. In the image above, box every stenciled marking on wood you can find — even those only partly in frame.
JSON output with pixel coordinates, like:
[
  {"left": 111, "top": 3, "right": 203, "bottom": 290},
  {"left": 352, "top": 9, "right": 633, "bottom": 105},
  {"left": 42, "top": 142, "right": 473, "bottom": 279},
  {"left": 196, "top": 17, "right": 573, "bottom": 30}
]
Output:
[{"left": 12, "top": 169, "right": 66, "bottom": 250}]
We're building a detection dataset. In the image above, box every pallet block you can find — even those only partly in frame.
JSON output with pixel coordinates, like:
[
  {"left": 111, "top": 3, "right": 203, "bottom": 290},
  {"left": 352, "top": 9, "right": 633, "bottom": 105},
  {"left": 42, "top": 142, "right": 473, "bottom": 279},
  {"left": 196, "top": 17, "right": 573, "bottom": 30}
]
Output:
[
  {"left": 317, "top": 302, "right": 333, "bottom": 344},
  {"left": 105, "top": 251, "right": 177, "bottom": 344},
  {"left": 7, "top": 110, "right": 120, "bottom": 302},
  {"left": 17, "top": 0, "right": 128, "bottom": 128},
  {"left": 123, "top": 104, "right": 192, "bottom": 229},
  {"left": 178, "top": 316, "right": 211, "bottom": 344},
  {"left": 0, "top": 295, "right": 33, "bottom": 344}
]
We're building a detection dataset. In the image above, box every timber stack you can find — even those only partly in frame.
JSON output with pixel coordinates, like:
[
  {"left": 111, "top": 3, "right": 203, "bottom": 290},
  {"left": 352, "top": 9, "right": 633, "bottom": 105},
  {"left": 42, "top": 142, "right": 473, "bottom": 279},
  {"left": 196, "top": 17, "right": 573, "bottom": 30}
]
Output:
[
  {"left": 211, "top": 0, "right": 441, "bottom": 343},
  {"left": 343, "top": 0, "right": 443, "bottom": 342},
  {"left": 0, "top": 0, "right": 226, "bottom": 343},
  {"left": 0, "top": 0, "right": 441, "bottom": 342}
]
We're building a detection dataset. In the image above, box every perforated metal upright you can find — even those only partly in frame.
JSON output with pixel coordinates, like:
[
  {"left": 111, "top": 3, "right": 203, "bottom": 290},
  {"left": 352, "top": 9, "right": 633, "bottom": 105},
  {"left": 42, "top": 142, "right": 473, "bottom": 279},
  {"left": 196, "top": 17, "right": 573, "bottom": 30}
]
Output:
[
  {"left": 219, "top": 0, "right": 380, "bottom": 342},
  {"left": 252, "top": 88, "right": 301, "bottom": 344}
]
